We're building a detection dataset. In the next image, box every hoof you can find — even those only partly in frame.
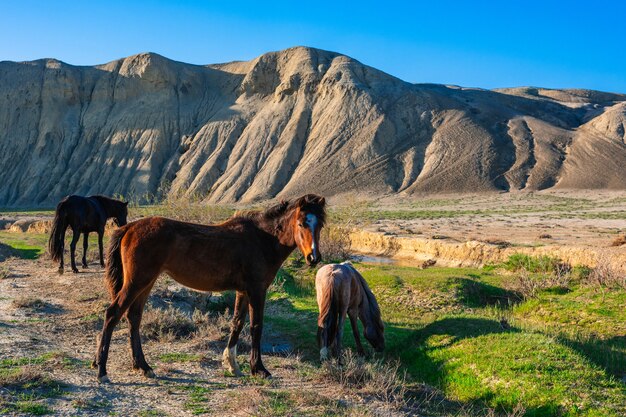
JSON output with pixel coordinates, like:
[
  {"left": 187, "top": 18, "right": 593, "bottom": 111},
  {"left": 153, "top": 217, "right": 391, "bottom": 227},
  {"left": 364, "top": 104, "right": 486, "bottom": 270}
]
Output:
[
  {"left": 72, "top": 268, "right": 79, "bottom": 274},
  {"left": 82, "top": 264, "right": 88, "bottom": 269},
  {"left": 97, "top": 375, "right": 110, "bottom": 384},
  {"left": 91, "top": 360, "right": 97, "bottom": 369},
  {"left": 251, "top": 369, "right": 272, "bottom": 379},
  {"left": 222, "top": 346, "right": 243, "bottom": 377},
  {"left": 143, "top": 369, "right": 156, "bottom": 378},
  {"left": 58, "top": 268, "right": 64, "bottom": 275}
]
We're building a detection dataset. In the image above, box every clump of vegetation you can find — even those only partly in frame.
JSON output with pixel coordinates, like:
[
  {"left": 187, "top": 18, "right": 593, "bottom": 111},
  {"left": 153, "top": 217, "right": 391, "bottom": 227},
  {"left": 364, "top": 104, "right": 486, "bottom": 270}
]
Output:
[
  {"left": 12, "top": 296, "right": 47, "bottom": 309},
  {"left": 320, "top": 224, "right": 352, "bottom": 263},
  {"left": 503, "top": 254, "right": 563, "bottom": 274},
  {"left": 585, "top": 255, "right": 626, "bottom": 290},
  {"left": 610, "top": 235, "right": 626, "bottom": 247},
  {"left": 318, "top": 351, "right": 407, "bottom": 409},
  {"left": 0, "top": 354, "right": 67, "bottom": 416},
  {"left": 481, "top": 238, "right": 512, "bottom": 248},
  {"left": 141, "top": 306, "right": 196, "bottom": 341},
  {"left": 191, "top": 308, "right": 243, "bottom": 350},
  {"left": 129, "top": 188, "right": 233, "bottom": 224},
  {"left": 511, "top": 269, "right": 567, "bottom": 299},
  {"left": 0, "top": 264, "right": 10, "bottom": 279}
]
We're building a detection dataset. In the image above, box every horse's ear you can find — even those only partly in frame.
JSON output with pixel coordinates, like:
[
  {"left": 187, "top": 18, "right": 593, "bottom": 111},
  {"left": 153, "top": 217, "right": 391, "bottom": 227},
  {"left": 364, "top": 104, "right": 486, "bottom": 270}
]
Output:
[
  {"left": 317, "top": 196, "right": 326, "bottom": 207},
  {"left": 124, "top": 201, "right": 129, "bottom": 206}
]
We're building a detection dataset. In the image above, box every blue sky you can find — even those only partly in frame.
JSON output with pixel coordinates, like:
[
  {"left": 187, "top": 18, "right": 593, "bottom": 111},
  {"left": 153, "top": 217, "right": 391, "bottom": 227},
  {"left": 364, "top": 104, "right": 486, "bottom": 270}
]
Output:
[{"left": 2, "top": 1, "right": 625, "bottom": 92}]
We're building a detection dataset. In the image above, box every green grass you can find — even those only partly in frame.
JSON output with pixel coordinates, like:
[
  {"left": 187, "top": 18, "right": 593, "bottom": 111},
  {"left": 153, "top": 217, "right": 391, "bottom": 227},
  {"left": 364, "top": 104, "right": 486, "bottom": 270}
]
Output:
[
  {"left": 267, "top": 260, "right": 626, "bottom": 417},
  {"left": 181, "top": 384, "right": 213, "bottom": 415},
  {"left": 501, "top": 254, "right": 561, "bottom": 273},
  {"left": 258, "top": 390, "right": 295, "bottom": 416},
  {"left": 0, "top": 231, "right": 47, "bottom": 259},
  {"left": 0, "top": 352, "right": 67, "bottom": 416}
]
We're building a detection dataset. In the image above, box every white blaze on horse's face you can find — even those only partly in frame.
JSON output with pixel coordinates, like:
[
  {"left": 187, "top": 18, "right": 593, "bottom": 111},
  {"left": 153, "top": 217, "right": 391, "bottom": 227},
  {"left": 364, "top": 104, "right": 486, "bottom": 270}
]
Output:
[{"left": 306, "top": 214, "right": 318, "bottom": 253}]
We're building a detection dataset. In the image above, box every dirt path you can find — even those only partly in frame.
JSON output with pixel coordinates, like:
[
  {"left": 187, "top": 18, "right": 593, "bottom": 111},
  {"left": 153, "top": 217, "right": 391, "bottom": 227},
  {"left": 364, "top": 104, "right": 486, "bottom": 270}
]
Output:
[{"left": 0, "top": 257, "right": 402, "bottom": 416}]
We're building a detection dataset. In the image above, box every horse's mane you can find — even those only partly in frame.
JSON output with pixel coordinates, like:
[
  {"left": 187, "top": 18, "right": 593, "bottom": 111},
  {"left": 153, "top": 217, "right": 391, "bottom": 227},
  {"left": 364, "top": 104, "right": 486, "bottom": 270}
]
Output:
[
  {"left": 342, "top": 262, "right": 383, "bottom": 330},
  {"left": 234, "top": 195, "right": 326, "bottom": 230},
  {"left": 90, "top": 195, "right": 126, "bottom": 214}
]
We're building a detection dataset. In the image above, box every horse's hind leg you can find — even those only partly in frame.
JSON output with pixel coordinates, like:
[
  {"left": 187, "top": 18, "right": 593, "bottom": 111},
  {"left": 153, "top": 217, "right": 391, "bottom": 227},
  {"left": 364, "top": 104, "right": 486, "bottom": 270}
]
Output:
[
  {"left": 69, "top": 227, "right": 81, "bottom": 273},
  {"left": 126, "top": 290, "right": 154, "bottom": 378},
  {"left": 82, "top": 232, "right": 89, "bottom": 268},
  {"left": 95, "top": 286, "right": 143, "bottom": 383},
  {"left": 222, "top": 291, "right": 248, "bottom": 377},
  {"left": 58, "top": 227, "right": 66, "bottom": 274}
]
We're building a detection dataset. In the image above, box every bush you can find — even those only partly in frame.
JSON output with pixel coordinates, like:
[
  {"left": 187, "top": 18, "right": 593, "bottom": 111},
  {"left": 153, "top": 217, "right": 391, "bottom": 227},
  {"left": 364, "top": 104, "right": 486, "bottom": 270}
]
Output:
[
  {"left": 142, "top": 307, "right": 196, "bottom": 341},
  {"left": 586, "top": 255, "right": 626, "bottom": 290},
  {"left": 503, "top": 254, "right": 563, "bottom": 274},
  {"left": 610, "top": 235, "right": 626, "bottom": 247},
  {"left": 317, "top": 351, "right": 406, "bottom": 409},
  {"left": 509, "top": 264, "right": 572, "bottom": 300},
  {"left": 320, "top": 224, "right": 352, "bottom": 263}
]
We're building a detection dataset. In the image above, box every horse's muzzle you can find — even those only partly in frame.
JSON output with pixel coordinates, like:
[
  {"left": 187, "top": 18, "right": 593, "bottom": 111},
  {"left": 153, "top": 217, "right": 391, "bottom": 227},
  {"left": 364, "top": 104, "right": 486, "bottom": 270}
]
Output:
[{"left": 306, "top": 253, "right": 321, "bottom": 266}]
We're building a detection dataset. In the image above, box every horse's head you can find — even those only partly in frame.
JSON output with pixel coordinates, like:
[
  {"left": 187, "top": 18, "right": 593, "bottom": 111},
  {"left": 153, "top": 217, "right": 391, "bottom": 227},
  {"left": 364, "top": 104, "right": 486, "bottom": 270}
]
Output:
[
  {"left": 364, "top": 317, "right": 385, "bottom": 353},
  {"left": 291, "top": 194, "right": 326, "bottom": 266},
  {"left": 353, "top": 269, "right": 385, "bottom": 353},
  {"left": 114, "top": 201, "right": 129, "bottom": 226}
]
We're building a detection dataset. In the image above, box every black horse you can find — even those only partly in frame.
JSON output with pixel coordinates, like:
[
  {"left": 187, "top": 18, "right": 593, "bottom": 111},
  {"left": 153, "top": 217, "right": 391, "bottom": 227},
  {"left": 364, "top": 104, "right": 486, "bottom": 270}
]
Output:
[{"left": 48, "top": 195, "right": 128, "bottom": 274}]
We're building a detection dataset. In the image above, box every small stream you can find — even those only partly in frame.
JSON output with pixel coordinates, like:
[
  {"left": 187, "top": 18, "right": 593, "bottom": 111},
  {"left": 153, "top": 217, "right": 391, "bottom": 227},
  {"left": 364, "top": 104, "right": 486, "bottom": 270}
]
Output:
[{"left": 351, "top": 254, "right": 420, "bottom": 267}]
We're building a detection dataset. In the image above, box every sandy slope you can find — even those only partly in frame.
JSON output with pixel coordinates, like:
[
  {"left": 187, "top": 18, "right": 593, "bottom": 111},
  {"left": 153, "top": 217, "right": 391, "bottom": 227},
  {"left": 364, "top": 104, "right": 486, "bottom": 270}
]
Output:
[{"left": 1, "top": 47, "right": 625, "bottom": 207}]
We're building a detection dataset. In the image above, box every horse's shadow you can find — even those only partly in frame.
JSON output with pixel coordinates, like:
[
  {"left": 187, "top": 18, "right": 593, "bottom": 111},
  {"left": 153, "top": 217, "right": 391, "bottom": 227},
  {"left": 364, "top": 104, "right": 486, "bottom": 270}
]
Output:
[{"left": 0, "top": 242, "right": 39, "bottom": 262}]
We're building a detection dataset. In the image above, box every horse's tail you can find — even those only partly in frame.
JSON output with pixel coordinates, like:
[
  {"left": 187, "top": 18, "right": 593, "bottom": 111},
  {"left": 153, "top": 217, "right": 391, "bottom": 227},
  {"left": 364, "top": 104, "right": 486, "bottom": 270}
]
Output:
[
  {"left": 105, "top": 227, "right": 127, "bottom": 300},
  {"left": 317, "top": 278, "right": 339, "bottom": 351},
  {"left": 48, "top": 201, "right": 68, "bottom": 262}
]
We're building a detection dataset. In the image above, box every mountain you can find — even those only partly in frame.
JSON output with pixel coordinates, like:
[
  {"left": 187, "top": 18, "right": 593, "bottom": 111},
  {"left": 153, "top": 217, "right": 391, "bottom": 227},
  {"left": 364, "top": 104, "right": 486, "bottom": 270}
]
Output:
[{"left": 1, "top": 46, "right": 625, "bottom": 206}]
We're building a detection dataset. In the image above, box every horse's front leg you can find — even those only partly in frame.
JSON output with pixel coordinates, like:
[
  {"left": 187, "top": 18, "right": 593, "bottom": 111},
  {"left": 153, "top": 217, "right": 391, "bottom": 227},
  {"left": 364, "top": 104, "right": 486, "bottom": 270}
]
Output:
[
  {"left": 248, "top": 288, "right": 270, "bottom": 378},
  {"left": 69, "top": 228, "right": 80, "bottom": 273},
  {"left": 98, "top": 230, "right": 105, "bottom": 267},
  {"left": 82, "top": 232, "right": 89, "bottom": 268},
  {"left": 222, "top": 291, "right": 249, "bottom": 377}
]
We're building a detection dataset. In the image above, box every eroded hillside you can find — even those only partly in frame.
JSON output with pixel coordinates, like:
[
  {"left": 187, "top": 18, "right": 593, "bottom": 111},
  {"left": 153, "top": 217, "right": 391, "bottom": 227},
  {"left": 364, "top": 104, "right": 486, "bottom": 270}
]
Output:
[{"left": 1, "top": 47, "right": 625, "bottom": 206}]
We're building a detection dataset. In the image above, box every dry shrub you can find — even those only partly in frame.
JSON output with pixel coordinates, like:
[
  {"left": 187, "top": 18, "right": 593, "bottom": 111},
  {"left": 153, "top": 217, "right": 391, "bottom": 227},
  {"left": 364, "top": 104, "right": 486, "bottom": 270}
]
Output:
[
  {"left": 611, "top": 235, "right": 626, "bottom": 247},
  {"left": 190, "top": 308, "right": 252, "bottom": 352},
  {"left": 511, "top": 266, "right": 572, "bottom": 300},
  {"left": 481, "top": 238, "right": 512, "bottom": 248},
  {"left": 537, "top": 233, "right": 552, "bottom": 239},
  {"left": 0, "top": 366, "right": 45, "bottom": 387},
  {"left": 586, "top": 255, "right": 626, "bottom": 290},
  {"left": 146, "top": 190, "right": 232, "bottom": 224},
  {"left": 192, "top": 309, "right": 232, "bottom": 340},
  {"left": 0, "top": 264, "right": 10, "bottom": 279},
  {"left": 12, "top": 297, "right": 46, "bottom": 309},
  {"left": 321, "top": 224, "right": 352, "bottom": 262},
  {"left": 453, "top": 403, "right": 526, "bottom": 417},
  {"left": 141, "top": 306, "right": 196, "bottom": 341},
  {"left": 318, "top": 351, "right": 407, "bottom": 409},
  {"left": 421, "top": 259, "right": 437, "bottom": 269},
  {"left": 511, "top": 270, "right": 542, "bottom": 299}
]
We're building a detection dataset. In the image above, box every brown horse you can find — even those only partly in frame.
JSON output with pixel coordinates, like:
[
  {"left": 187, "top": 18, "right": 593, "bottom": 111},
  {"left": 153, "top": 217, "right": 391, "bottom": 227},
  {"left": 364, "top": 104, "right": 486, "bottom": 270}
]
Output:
[
  {"left": 315, "top": 262, "right": 384, "bottom": 361},
  {"left": 93, "top": 194, "right": 325, "bottom": 383}
]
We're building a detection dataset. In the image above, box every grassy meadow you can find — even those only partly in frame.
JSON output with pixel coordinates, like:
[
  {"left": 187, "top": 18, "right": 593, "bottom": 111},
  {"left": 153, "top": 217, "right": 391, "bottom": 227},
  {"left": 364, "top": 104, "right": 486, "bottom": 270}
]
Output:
[{"left": 0, "top": 196, "right": 625, "bottom": 416}]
